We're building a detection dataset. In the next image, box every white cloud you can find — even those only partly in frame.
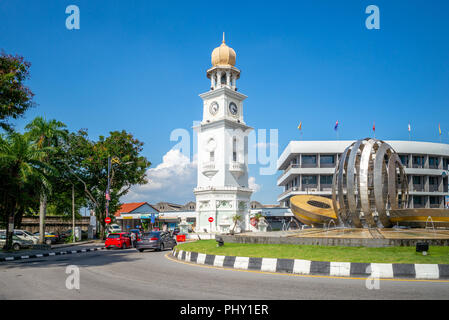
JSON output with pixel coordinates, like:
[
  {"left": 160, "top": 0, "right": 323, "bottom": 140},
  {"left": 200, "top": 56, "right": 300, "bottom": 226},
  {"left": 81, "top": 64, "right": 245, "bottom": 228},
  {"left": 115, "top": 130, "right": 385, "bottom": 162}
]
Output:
[
  {"left": 249, "top": 176, "right": 261, "bottom": 193},
  {"left": 121, "top": 149, "right": 197, "bottom": 204}
]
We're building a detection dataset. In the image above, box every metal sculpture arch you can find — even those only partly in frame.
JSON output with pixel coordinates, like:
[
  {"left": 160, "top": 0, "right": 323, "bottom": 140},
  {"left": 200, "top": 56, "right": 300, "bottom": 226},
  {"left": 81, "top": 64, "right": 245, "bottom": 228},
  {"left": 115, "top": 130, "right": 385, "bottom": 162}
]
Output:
[{"left": 331, "top": 138, "right": 409, "bottom": 228}]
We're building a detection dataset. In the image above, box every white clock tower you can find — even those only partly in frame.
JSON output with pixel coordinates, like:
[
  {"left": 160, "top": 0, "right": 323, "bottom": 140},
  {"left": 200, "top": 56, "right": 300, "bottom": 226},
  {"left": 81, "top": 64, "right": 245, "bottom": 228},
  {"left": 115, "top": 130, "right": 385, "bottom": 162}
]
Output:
[{"left": 194, "top": 35, "right": 253, "bottom": 233}]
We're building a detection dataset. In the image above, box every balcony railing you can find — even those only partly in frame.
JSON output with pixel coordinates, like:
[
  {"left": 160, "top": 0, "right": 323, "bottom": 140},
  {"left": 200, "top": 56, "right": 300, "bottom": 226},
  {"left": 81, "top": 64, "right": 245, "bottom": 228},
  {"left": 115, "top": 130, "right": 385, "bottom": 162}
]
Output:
[
  {"left": 229, "top": 162, "right": 245, "bottom": 178},
  {"left": 201, "top": 162, "right": 218, "bottom": 178}
]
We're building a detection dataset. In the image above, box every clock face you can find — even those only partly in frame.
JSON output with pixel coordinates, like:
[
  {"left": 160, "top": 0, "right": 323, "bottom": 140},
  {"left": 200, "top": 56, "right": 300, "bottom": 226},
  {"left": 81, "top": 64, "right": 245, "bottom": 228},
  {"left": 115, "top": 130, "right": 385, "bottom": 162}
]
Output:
[
  {"left": 229, "top": 102, "right": 238, "bottom": 116},
  {"left": 209, "top": 102, "right": 219, "bottom": 115}
]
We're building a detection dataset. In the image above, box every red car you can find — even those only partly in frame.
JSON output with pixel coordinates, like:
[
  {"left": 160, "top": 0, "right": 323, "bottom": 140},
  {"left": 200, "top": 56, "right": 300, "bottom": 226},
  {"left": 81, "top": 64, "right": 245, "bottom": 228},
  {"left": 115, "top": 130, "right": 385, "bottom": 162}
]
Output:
[{"left": 105, "top": 232, "right": 131, "bottom": 249}]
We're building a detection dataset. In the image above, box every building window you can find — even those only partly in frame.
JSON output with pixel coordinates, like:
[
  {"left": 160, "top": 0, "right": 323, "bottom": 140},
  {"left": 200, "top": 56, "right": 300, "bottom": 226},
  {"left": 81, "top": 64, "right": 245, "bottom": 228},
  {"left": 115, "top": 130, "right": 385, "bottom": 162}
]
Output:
[
  {"left": 210, "top": 151, "right": 215, "bottom": 162},
  {"left": 302, "top": 175, "right": 317, "bottom": 185},
  {"left": 302, "top": 155, "right": 317, "bottom": 167},
  {"left": 413, "top": 196, "right": 423, "bottom": 205},
  {"left": 444, "top": 158, "right": 449, "bottom": 170},
  {"left": 430, "top": 196, "right": 439, "bottom": 205},
  {"left": 233, "top": 137, "right": 237, "bottom": 162},
  {"left": 429, "top": 157, "right": 439, "bottom": 167},
  {"left": 413, "top": 176, "right": 421, "bottom": 185},
  {"left": 320, "top": 175, "right": 333, "bottom": 185},
  {"left": 429, "top": 176, "right": 437, "bottom": 185},
  {"left": 399, "top": 155, "right": 409, "bottom": 167},
  {"left": 413, "top": 155, "right": 424, "bottom": 167},
  {"left": 320, "top": 155, "right": 335, "bottom": 167}
]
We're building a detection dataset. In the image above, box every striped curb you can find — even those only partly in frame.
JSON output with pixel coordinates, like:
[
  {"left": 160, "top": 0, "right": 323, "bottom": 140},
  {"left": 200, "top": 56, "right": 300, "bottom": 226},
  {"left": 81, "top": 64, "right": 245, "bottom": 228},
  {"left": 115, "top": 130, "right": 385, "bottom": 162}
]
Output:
[
  {"left": 171, "top": 249, "right": 449, "bottom": 280},
  {"left": 0, "top": 247, "right": 107, "bottom": 262}
]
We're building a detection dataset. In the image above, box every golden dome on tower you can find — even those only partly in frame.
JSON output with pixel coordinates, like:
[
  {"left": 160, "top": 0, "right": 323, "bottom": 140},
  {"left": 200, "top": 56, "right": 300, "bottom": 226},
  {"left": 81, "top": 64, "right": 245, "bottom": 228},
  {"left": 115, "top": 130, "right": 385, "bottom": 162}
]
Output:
[{"left": 211, "top": 33, "right": 236, "bottom": 67}]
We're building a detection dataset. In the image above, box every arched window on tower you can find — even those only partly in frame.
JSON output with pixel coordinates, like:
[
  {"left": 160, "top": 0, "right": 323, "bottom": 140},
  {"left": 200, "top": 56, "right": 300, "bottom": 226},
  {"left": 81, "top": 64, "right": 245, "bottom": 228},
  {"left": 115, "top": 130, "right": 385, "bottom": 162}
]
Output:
[
  {"left": 210, "top": 151, "right": 215, "bottom": 162},
  {"left": 221, "top": 74, "right": 226, "bottom": 86}
]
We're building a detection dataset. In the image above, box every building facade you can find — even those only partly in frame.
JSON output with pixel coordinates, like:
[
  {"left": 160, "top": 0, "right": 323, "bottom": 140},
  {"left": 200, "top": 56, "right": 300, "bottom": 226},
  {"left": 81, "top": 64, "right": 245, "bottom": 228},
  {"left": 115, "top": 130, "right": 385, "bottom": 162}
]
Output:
[
  {"left": 194, "top": 36, "right": 253, "bottom": 233},
  {"left": 277, "top": 140, "right": 449, "bottom": 210}
]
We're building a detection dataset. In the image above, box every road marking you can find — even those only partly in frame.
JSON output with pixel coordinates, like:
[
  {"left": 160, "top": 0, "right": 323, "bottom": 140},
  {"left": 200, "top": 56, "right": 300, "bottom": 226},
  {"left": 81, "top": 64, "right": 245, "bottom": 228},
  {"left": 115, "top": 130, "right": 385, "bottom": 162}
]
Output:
[{"left": 165, "top": 253, "right": 449, "bottom": 283}]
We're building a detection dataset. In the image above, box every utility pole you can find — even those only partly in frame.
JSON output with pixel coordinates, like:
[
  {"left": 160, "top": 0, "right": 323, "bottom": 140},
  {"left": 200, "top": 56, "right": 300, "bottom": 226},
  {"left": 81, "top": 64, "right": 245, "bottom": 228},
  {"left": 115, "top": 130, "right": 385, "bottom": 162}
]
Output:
[{"left": 72, "top": 183, "right": 75, "bottom": 243}]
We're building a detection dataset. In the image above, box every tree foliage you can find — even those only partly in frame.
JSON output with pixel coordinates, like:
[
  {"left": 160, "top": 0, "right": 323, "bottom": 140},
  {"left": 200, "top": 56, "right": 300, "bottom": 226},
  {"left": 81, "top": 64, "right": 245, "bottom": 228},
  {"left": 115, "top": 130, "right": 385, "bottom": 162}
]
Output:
[{"left": 0, "top": 52, "right": 35, "bottom": 131}]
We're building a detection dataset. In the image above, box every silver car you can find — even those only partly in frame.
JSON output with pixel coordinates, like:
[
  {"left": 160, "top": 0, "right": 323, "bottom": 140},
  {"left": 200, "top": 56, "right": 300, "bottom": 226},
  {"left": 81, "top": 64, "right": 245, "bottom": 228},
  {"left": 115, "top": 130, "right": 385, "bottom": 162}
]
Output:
[
  {"left": 0, "top": 232, "right": 34, "bottom": 250},
  {"left": 136, "top": 231, "right": 177, "bottom": 252}
]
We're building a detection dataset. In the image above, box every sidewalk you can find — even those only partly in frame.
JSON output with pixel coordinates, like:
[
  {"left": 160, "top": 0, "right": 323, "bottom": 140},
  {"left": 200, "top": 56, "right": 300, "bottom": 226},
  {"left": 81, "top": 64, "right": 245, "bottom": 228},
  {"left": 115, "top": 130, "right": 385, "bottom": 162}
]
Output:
[{"left": 0, "top": 241, "right": 105, "bottom": 262}]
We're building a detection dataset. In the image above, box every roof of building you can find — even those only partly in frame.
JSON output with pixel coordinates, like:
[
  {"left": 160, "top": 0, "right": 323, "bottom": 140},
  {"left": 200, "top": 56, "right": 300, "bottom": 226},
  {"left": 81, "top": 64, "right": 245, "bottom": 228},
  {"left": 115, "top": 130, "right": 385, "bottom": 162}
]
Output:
[
  {"left": 114, "top": 202, "right": 159, "bottom": 217},
  {"left": 278, "top": 140, "right": 449, "bottom": 170}
]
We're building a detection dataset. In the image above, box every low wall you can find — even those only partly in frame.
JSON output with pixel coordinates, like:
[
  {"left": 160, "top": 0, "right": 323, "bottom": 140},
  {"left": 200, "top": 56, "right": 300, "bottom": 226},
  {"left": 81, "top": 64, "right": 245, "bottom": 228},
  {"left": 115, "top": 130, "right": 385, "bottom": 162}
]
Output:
[
  {"left": 220, "top": 235, "right": 449, "bottom": 247},
  {"left": 20, "top": 216, "right": 91, "bottom": 234}
]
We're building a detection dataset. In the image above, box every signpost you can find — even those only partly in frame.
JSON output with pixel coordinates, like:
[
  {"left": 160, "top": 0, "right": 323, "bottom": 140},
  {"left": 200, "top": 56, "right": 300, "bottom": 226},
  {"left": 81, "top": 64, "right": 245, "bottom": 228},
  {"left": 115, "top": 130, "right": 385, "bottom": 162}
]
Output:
[{"left": 208, "top": 217, "right": 214, "bottom": 232}]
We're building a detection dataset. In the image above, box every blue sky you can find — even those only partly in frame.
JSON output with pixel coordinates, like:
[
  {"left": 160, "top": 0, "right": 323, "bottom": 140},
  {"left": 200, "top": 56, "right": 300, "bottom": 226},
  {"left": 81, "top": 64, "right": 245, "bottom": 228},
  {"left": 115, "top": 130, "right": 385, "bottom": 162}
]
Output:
[{"left": 1, "top": 0, "right": 448, "bottom": 205}]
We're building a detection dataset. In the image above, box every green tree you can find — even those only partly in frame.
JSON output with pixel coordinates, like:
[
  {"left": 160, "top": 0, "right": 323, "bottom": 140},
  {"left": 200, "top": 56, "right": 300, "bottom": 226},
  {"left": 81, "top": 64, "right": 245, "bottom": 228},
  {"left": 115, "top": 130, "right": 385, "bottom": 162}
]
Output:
[
  {"left": 25, "top": 117, "right": 68, "bottom": 244},
  {"left": 0, "top": 132, "right": 52, "bottom": 250},
  {"left": 65, "top": 130, "right": 150, "bottom": 239},
  {"left": 0, "top": 52, "right": 35, "bottom": 132},
  {"left": 231, "top": 214, "right": 243, "bottom": 234}
]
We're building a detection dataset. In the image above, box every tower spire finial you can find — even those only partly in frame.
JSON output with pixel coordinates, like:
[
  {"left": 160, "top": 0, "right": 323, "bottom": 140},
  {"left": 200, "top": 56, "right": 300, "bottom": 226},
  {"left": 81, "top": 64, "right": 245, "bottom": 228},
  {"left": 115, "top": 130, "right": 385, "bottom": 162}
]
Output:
[{"left": 222, "top": 32, "right": 225, "bottom": 43}]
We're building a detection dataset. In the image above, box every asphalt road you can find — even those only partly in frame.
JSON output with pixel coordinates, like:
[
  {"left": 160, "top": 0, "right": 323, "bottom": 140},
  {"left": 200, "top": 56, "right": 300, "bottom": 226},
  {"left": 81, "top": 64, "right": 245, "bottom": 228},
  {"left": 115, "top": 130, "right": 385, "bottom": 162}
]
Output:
[{"left": 0, "top": 244, "right": 448, "bottom": 300}]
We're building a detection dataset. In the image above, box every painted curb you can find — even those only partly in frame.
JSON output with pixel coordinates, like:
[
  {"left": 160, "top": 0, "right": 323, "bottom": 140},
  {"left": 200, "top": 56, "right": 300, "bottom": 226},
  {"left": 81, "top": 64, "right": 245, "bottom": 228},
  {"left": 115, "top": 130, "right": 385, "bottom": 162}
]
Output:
[
  {"left": 0, "top": 247, "right": 107, "bottom": 262},
  {"left": 171, "top": 249, "right": 449, "bottom": 280}
]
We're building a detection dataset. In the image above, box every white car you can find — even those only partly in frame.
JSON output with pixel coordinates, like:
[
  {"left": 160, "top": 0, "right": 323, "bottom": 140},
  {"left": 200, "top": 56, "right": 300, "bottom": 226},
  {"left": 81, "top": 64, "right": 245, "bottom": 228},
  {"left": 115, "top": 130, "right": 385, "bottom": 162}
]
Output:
[
  {"left": 14, "top": 230, "right": 39, "bottom": 244},
  {"left": 0, "top": 230, "right": 39, "bottom": 244},
  {"left": 108, "top": 224, "right": 122, "bottom": 233}
]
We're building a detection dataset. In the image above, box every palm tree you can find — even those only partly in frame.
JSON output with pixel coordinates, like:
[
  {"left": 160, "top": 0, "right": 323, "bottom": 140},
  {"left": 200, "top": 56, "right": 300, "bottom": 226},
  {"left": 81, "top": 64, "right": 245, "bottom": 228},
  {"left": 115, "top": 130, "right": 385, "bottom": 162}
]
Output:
[
  {"left": 0, "top": 132, "right": 52, "bottom": 250},
  {"left": 25, "top": 117, "right": 67, "bottom": 244},
  {"left": 231, "top": 214, "right": 243, "bottom": 234}
]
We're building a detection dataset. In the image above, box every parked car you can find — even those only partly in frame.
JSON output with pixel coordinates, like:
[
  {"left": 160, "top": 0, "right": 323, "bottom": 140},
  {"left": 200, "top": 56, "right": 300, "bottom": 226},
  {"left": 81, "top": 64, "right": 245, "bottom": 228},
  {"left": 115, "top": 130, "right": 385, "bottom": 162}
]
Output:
[
  {"left": 33, "top": 232, "right": 59, "bottom": 245},
  {"left": 105, "top": 232, "right": 131, "bottom": 249},
  {"left": 0, "top": 229, "right": 39, "bottom": 245},
  {"left": 14, "top": 230, "right": 39, "bottom": 244},
  {"left": 136, "top": 231, "right": 177, "bottom": 252},
  {"left": 107, "top": 224, "right": 122, "bottom": 233},
  {"left": 60, "top": 229, "right": 88, "bottom": 241},
  {"left": 0, "top": 232, "right": 34, "bottom": 250}
]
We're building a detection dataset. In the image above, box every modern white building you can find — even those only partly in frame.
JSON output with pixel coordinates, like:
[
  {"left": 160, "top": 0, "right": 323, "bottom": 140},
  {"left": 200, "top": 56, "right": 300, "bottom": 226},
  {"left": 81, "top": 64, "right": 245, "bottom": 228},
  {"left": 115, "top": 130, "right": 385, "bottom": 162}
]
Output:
[
  {"left": 194, "top": 36, "right": 253, "bottom": 233},
  {"left": 277, "top": 140, "right": 449, "bottom": 209}
]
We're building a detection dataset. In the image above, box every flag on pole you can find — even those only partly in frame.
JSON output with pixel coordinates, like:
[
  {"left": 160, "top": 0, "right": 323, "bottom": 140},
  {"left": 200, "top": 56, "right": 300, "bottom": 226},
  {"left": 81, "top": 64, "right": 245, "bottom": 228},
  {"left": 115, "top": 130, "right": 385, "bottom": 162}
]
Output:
[
  {"left": 298, "top": 122, "right": 302, "bottom": 131},
  {"left": 439, "top": 123, "right": 442, "bottom": 136},
  {"left": 105, "top": 193, "right": 110, "bottom": 201},
  {"left": 408, "top": 122, "right": 411, "bottom": 132},
  {"left": 373, "top": 121, "right": 376, "bottom": 132},
  {"left": 334, "top": 120, "right": 339, "bottom": 131}
]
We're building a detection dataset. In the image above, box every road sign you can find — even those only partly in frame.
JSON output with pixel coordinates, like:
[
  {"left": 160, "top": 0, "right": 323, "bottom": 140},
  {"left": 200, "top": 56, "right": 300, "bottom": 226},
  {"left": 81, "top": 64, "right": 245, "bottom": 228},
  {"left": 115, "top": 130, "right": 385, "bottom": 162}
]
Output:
[
  {"left": 105, "top": 217, "right": 111, "bottom": 224},
  {"left": 208, "top": 217, "right": 214, "bottom": 223}
]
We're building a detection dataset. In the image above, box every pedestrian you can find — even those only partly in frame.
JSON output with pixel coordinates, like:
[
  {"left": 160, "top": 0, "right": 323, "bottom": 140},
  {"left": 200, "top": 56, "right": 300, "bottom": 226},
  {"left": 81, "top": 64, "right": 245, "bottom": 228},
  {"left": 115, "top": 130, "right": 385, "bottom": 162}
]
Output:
[{"left": 130, "top": 231, "right": 136, "bottom": 248}]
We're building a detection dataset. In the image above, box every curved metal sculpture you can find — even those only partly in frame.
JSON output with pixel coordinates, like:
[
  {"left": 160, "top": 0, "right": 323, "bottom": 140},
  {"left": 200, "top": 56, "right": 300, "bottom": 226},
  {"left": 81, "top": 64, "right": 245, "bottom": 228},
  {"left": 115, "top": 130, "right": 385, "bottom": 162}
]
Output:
[
  {"left": 332, "top": 138, "right": 409, "bottom": 228},
  {"left": 290, "top": 195, "right": 337, "bottom": 227}
]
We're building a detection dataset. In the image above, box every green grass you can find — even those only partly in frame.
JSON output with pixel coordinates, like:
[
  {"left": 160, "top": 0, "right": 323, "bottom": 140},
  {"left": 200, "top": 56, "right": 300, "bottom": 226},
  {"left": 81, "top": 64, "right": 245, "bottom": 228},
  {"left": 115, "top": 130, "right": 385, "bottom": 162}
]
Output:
[{"left": 176, "top": 240, "right": 449, "bottom": 264}]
